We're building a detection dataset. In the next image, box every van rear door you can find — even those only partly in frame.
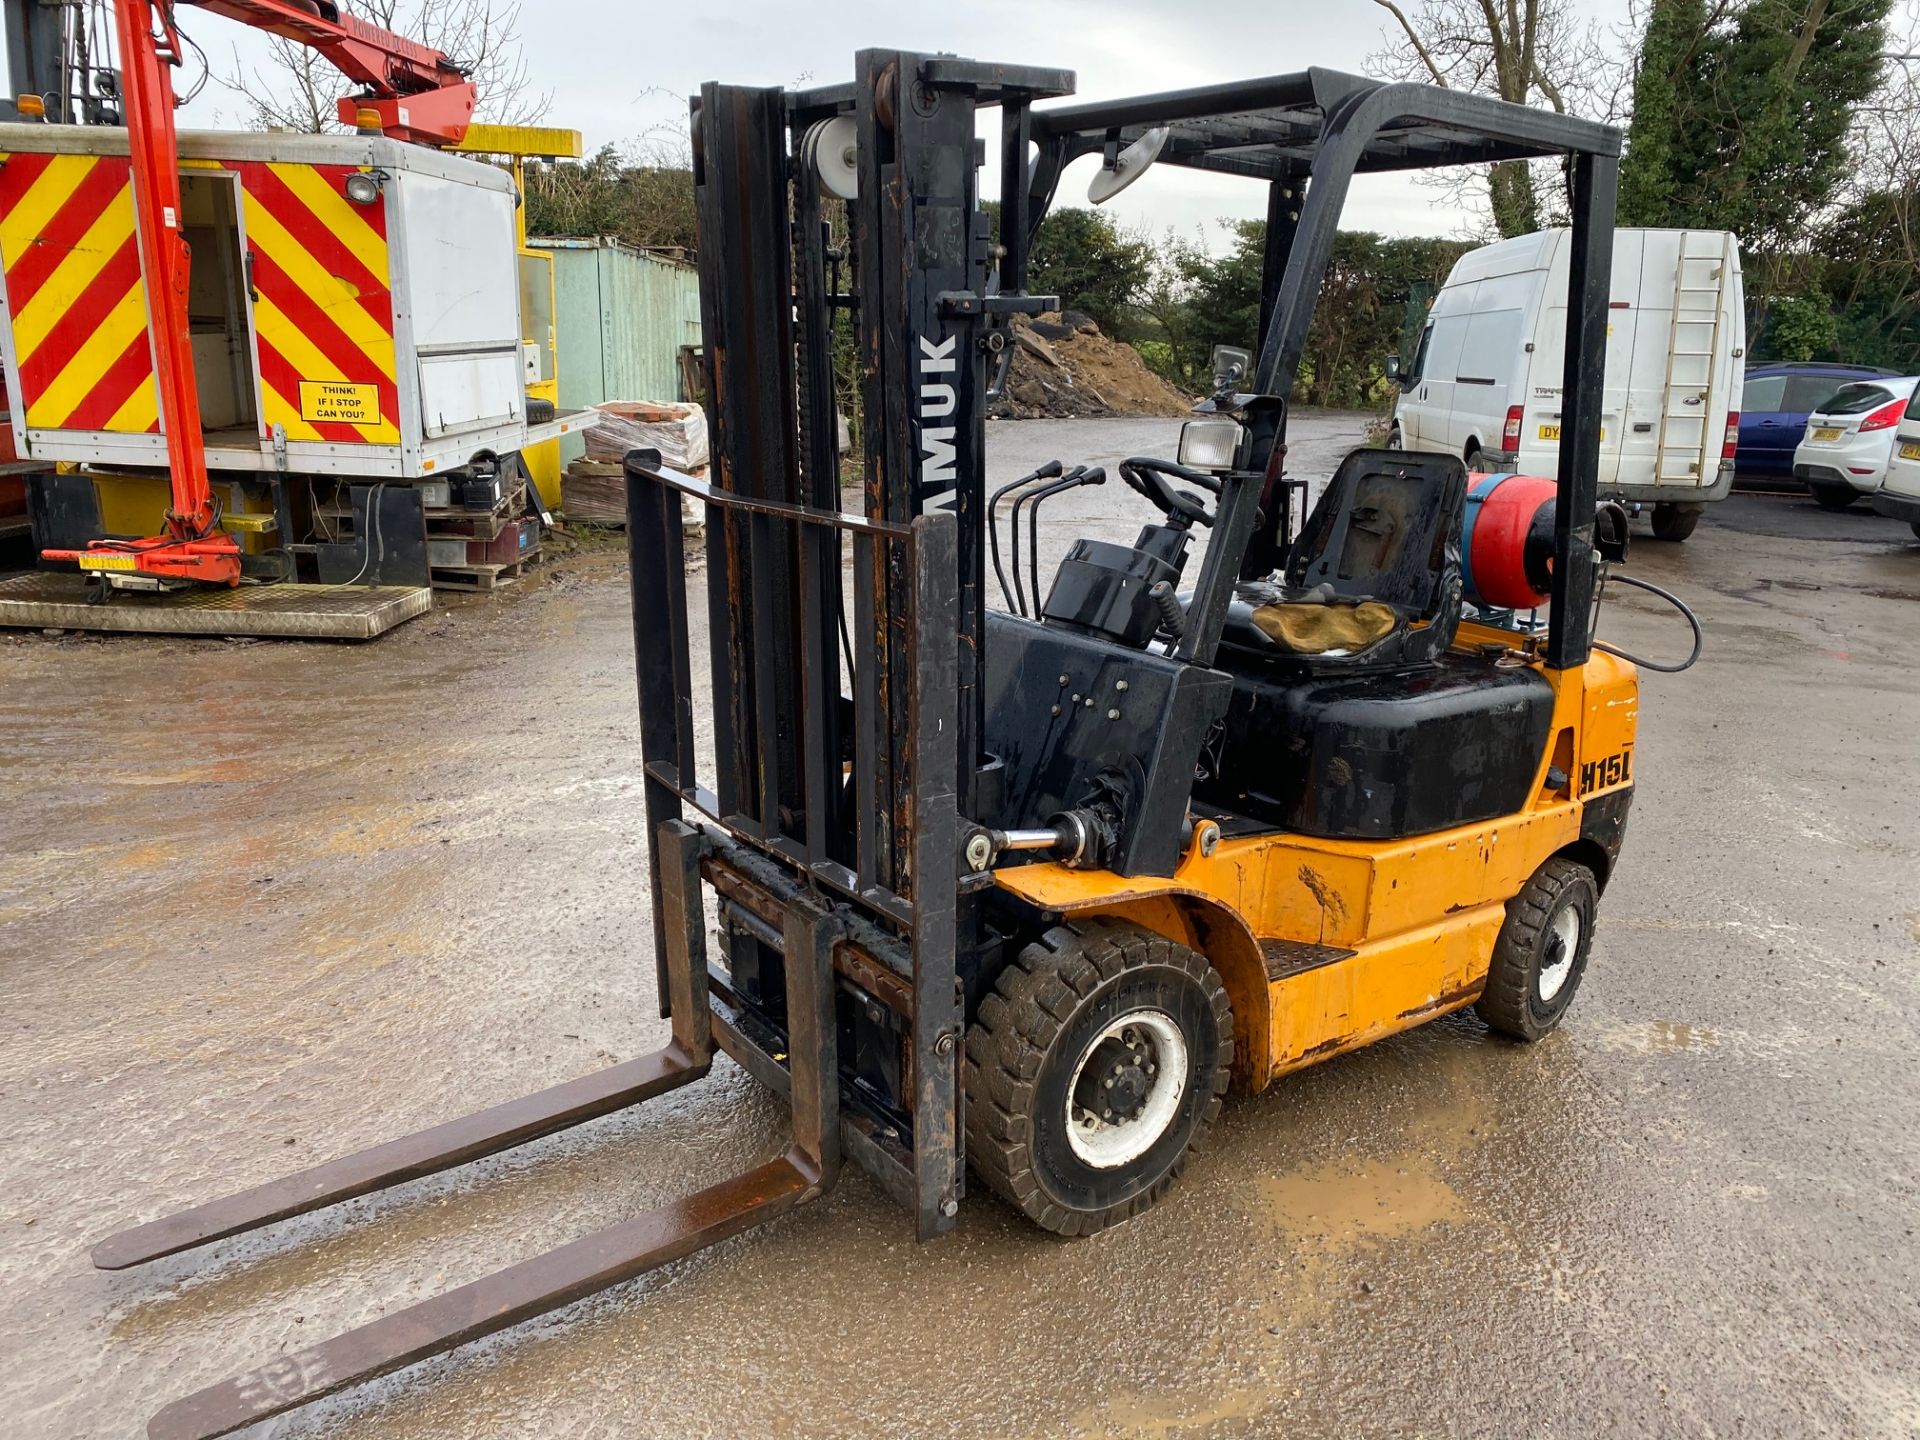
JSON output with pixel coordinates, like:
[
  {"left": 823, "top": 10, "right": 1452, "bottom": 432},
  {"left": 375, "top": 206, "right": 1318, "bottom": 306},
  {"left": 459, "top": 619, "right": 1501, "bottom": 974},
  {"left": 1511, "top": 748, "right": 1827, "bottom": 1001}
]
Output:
[
  {"left": 1613, "top": 230, "right": 1672, "bottom": 488},
  {"left": 1642, "top": 230, "right": 1738, "bottom": 493},
  {"left": 1525, "top": 231, "right": 1632, "bottom": 486}
]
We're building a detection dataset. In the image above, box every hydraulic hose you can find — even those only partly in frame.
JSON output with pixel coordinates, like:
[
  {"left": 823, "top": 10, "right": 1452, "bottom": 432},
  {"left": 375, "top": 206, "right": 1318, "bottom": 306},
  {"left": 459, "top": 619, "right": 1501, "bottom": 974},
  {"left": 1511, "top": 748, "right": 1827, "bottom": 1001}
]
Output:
[{"left": 1593, "top": 572, "right": 1703, "bottom": 674}]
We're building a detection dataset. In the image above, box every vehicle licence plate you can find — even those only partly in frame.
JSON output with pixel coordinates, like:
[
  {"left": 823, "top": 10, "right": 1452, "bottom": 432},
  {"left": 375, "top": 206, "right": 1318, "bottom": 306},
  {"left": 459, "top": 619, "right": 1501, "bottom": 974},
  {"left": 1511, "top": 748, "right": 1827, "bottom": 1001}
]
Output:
[
  {"left": 1812, "top": 427, "right": 1843, "bottom": 442},
  {"left": 77, "top": 553, "right": 137, "bottom": 572},
  {"left": 1537, "top": 424, "right": 1605, "bottom": 442},
  {"left": 1901, "top": 441, "right": 1920, "bottom": 461}
]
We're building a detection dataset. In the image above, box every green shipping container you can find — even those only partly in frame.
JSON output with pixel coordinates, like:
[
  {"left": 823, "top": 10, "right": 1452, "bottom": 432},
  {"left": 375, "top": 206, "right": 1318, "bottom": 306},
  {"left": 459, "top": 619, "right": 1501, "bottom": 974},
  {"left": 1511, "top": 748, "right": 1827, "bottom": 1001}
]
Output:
[{"left": 531, "top": 237, "right": 702, "bottom": 461}]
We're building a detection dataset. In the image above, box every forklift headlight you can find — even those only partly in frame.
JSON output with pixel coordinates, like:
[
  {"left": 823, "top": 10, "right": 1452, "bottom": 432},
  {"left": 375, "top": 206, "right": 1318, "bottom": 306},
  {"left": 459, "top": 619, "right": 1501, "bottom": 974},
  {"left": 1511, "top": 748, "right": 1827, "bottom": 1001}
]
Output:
[
  {"left": 344, "top": 171, "right": 384, "bottom": 206},
  {"left": 1177, "top": 417, "right": 1242, "bottom": 472}
]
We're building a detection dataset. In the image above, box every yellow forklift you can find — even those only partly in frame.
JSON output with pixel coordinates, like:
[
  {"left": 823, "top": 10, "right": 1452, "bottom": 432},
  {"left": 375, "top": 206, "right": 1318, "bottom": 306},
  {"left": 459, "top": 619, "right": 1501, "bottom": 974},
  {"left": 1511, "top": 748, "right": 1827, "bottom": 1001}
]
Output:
[{"left": 95, "top": 53, "right": 1689, "bottom": 1438}]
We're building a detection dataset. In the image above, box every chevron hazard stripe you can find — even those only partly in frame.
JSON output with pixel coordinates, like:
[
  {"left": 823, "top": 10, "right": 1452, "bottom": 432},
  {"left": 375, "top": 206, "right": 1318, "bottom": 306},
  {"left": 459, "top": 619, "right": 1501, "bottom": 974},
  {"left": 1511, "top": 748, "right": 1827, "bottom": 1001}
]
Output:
[
  {"left": 0, "top": 152, "right": 161, "bottom": 433},
  {"left": 232, "top": 161, "right": 399, "bottom": 445}
]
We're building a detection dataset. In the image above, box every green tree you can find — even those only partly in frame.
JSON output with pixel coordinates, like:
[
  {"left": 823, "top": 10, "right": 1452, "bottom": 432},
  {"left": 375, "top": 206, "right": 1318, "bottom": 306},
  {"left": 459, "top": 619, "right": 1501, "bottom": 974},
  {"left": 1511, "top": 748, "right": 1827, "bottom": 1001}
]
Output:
[
  {"left": 1641, "top": 0, "right": 1893, "bottom": 259},
  {"left": 523, "top": 144, "right": 698, "bottom": 255},
  {"left": 1176, "top": 219, "right": 1266, "bottom": 369},
  {"left": 1027, "top": 208, "right": 1155, "bottom": 337},
  {"left": 1148, "top": 222, "right": 1472, "bottom": 407},
  {"left": 1793, "top": 190, "right": 1920, "bottom": 370},
  {"left": 1759, "top": 293, "right": 1843, "bottom": 360},
  {"left": 1618, "top": 0, "right": 1713, "bottom": 226}
]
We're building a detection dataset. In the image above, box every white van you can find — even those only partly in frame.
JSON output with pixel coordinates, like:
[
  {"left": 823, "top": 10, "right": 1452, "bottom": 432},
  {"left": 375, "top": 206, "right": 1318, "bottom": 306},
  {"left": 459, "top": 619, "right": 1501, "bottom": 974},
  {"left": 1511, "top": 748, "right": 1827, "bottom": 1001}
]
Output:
[{"left": 1389, "top": 228, "right": 1745, "bottom": 541}]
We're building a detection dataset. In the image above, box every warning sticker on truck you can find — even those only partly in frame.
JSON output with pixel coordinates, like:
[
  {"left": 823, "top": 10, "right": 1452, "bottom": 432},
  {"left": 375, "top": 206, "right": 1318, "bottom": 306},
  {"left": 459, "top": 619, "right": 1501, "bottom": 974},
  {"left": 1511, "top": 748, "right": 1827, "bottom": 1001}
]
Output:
[{"left": 299, "top": 381, "right": 380, "bottom": 426}]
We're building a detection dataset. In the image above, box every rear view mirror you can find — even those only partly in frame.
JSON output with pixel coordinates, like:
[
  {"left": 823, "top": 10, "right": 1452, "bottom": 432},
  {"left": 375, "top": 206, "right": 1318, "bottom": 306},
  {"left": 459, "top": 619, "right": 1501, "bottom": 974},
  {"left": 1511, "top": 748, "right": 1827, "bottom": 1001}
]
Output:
[
  {"left": 1177, "top": 417, "right": 1242, "bottom": 471},
  {"left": 1594, "top": 502, "right": 1630, "bottom": 564},
  {"left": 1210, "top": 345, "right": 1251, "bottom": 391},
  {"left": 1385, "top": 353, "right": 1401, "bottom": 382}
]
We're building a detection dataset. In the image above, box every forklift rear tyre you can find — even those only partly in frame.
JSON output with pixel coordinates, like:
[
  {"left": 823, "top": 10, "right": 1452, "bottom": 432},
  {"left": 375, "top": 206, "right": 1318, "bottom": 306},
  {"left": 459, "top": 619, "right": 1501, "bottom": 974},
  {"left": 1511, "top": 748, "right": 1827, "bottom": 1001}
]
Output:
[
  {"left": 965, "top": 922, "right": 1233, "bottom": 1237},
  {"left": 1476, "top": 857, "right": 1598, "bottom": 1041},
  {"left": 1650, "top": 503, "right": 1702, "bottom": 541}
]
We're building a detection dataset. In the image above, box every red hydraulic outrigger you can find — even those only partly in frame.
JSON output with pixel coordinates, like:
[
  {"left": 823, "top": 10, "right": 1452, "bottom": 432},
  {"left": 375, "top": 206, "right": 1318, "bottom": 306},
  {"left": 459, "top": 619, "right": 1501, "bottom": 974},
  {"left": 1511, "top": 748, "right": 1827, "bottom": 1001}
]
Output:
[{"left": 40, "top": 0, "right": 476, "bottom": 590}]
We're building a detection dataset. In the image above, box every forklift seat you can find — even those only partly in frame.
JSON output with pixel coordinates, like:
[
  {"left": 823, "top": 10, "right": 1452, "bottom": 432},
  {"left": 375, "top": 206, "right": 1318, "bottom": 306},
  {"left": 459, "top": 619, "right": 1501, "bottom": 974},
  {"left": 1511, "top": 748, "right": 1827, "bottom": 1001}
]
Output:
[{"left": 1220, "top": 448, "right": 1467, "bottom": 672}]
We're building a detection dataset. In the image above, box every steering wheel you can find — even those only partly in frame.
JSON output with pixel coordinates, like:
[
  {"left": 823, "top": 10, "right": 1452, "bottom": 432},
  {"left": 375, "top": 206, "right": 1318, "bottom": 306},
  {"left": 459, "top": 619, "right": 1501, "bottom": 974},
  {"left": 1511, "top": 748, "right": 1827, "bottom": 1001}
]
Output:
[{"left": 1120, "top": 456, "right": 1221, "bottom": 528}]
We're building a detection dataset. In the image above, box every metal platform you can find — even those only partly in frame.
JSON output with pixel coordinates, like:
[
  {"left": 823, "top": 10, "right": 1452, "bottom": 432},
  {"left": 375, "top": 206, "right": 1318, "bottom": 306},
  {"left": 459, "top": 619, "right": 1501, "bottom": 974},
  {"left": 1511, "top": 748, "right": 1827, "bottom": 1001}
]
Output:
[{"left": 0, "top": 574, "right": 431, "bottom": 640}]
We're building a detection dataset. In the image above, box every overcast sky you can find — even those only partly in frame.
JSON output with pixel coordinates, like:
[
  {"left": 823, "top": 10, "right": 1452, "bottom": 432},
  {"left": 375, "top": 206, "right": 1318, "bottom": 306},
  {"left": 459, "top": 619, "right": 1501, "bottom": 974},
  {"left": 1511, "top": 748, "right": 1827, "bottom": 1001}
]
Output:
[{"left": 157, "top": 1, "right": 1629, "bottom": 246}]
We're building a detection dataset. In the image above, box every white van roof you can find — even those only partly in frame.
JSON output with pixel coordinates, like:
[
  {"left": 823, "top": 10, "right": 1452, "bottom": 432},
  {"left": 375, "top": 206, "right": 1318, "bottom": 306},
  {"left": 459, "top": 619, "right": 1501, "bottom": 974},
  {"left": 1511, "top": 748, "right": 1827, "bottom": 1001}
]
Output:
[
  {"left": 1446, "top": 230, "right": 1559, "bottom": 284},
  {"left": 1443, "top": 226, "right": 1741, "bottom": 289}
]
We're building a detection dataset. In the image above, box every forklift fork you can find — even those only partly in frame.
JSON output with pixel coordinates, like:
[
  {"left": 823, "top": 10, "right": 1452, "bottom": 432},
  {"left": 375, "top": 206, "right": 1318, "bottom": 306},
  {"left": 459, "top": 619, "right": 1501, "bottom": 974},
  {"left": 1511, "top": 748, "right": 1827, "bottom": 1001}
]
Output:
[{"left": 96, "top": 820, "right": 847, "bottom": 1440}]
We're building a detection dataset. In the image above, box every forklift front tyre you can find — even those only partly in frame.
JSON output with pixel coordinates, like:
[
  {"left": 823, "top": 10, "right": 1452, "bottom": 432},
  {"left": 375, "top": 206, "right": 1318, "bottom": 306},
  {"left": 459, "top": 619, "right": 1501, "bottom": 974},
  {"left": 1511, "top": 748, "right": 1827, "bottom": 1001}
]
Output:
[
  {"left": 1476, "top": 856, "right": 1598, "bottom": 1041},
  {"left": 965, "top": 921, "right": 1232, "bottom": 1237}
]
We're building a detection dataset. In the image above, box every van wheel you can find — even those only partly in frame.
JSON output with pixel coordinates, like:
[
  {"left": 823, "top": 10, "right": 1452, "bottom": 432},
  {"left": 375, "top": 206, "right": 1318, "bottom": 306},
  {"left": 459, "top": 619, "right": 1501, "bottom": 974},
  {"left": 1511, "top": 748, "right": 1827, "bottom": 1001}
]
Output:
[
  {"left": 1808, "top": 483, "right": 1858, "bottom": 512},
  {"left": 1387, "top": 425, "right": 1402, "bottom": 450},
  {"left": 965, "top": 922, "right": 1232, "bottom": 1237},
  {"left": 1911, "top": 521, "right": 1920, "bottom": 541},
  {"left": 1464, "top": 444, "right": 1486, "bottom": 474},
  {"left": 1477, "top": 857, "right": 1598, "bottom": 1041},
  {"left": 1650, "top": 503, "right": 1701, "bottom": 541}
]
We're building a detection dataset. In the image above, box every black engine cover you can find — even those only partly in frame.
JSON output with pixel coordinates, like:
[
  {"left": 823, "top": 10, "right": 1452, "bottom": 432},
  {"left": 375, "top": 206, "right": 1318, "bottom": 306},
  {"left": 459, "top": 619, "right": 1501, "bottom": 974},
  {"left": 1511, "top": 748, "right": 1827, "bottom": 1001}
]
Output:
[{"left": 1197, "top": 656, "right": 1555, "bottom": 840}]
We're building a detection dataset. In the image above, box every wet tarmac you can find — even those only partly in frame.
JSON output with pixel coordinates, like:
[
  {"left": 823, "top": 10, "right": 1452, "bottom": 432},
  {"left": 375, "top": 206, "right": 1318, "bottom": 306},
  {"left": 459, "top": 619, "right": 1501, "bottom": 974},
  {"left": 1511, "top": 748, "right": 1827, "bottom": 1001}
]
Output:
[{"left": 3, "top": 413, "right": 1918, "bottom": 1438}]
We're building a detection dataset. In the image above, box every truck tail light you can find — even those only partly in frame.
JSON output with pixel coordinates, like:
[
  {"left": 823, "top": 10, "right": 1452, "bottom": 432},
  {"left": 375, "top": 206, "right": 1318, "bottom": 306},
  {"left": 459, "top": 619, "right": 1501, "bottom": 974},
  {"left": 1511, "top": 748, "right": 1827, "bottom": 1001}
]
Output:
[
  {"left": 1502, "top": 405, "right": 1524, "bottom": 448},
  {"left": 1722, "top": 412, "right": 1739, "bottom": 459}
]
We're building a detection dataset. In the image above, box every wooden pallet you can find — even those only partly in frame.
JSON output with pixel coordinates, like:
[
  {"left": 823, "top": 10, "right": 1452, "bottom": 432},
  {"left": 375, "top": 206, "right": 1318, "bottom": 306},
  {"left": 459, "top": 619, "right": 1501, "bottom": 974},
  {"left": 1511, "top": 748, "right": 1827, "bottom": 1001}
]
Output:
[
  {"left": 316, "top": 482, "right": 528, "bottom": 543},
  {"left": 428, "top": 545, "right": 541, "bottom": 593}
]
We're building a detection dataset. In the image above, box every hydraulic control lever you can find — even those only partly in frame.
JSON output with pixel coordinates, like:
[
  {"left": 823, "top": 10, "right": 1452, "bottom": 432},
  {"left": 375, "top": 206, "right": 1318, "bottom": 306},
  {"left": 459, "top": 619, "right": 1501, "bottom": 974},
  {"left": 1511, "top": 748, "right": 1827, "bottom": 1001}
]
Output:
[
  {"left": 990, "top": 459, "right": 1065, "bottom": 614},
  {"left": 1022, "top": 465, "right": 1108, "bottom": 614}
]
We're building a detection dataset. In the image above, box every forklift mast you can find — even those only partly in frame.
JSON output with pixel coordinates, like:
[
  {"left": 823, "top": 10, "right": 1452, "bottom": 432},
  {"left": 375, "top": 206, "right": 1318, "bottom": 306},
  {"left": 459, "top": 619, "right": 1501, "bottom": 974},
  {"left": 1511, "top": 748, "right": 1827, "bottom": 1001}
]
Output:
[{"left": 632, "top": 54, "right": 1078, "bottom": 1238}]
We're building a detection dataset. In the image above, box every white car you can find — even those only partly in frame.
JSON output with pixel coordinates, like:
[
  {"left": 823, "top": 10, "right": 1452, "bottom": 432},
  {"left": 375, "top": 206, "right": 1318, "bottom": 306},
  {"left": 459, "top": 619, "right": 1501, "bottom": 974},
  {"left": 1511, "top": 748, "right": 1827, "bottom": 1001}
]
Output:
[
  {"left": 1869, "top": 389, "right": 1920, "bottom": 540},
  {"left": 1792, "top": 375, "right": 1920, "bottom": 511}
]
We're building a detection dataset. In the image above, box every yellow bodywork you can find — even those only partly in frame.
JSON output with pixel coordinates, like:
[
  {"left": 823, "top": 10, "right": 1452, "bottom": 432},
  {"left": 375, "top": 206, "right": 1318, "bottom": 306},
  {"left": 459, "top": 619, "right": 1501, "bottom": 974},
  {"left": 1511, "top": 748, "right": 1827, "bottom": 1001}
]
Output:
[
  {"left": 451, "top": 127, "right": 586, "bottom": 513},
  {"left": 995, "top": 633, "right": 1638, "bottom": 1093}
]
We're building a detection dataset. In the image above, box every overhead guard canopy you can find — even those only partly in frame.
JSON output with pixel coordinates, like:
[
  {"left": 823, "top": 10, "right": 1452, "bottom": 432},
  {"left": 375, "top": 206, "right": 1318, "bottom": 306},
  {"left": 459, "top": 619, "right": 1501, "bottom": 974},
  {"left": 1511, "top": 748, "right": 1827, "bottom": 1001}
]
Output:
[{"left": 1031, "top": 67, "right": 1620, "bottom": 179}]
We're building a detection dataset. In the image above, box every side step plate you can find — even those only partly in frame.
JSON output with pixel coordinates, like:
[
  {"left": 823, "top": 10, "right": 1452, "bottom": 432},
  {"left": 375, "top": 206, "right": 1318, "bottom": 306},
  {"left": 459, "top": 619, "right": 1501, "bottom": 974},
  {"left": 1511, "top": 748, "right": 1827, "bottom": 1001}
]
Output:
[{"left": 148, "top": 1155, "right": 820, "bottom": 1440}]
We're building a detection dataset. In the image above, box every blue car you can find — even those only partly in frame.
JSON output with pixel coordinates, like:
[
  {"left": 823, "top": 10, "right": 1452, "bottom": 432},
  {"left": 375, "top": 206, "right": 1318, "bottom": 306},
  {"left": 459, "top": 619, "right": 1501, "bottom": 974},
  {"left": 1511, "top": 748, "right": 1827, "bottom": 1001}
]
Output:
[{"left": 1738, "top": 363, "right": 1900, "bottom": 479}]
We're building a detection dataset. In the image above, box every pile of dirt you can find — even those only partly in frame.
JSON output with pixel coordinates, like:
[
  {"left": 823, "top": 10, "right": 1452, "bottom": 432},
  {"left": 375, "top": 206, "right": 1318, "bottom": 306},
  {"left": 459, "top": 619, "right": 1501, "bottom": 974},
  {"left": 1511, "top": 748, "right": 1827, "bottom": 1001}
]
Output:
[{"left": 989, "top": 311, "right": 1194, "bottom": 420}]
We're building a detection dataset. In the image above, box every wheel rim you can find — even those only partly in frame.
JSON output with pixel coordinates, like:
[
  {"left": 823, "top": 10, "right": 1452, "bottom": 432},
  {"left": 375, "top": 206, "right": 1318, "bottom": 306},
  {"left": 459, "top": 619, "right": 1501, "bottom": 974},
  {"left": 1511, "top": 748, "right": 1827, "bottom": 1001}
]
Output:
[
  {"left": 1537, "top": 905, "right": 1583, "bottom": 1002},
  {"left": 1065, "top": 1010, "right": 1189, "bottom": 1169}
]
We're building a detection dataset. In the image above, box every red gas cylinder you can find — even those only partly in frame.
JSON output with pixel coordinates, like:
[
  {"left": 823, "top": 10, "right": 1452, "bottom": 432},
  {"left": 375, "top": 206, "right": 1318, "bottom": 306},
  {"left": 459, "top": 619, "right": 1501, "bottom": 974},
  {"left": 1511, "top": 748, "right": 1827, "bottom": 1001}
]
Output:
[{"left": 1461, "top": 473, "right": 1558, "bottom": 610}]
